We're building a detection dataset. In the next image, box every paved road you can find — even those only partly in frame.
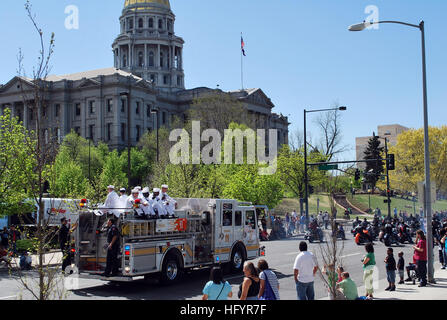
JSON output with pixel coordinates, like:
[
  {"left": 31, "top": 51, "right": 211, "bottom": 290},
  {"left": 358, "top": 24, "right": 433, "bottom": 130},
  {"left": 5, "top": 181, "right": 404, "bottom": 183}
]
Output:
[{"left": 0, "top": 230, "right": 423, "bottom": 300}]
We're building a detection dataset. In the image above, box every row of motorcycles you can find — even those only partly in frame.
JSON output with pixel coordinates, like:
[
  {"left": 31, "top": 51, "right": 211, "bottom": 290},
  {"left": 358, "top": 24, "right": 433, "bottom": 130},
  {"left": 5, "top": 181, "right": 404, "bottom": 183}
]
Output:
[
  {"left": 351, "top": 217, "right": 419, "bottom": 246},
  {"left": 304, "top": 220, "right": 347, "bottom": 243}
]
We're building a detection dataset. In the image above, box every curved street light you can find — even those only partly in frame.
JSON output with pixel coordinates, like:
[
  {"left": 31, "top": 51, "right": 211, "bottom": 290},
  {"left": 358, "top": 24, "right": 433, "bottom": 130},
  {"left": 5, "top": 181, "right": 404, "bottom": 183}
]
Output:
[{"left": 348, "top": 19, "right": 434, "bottom": 283}]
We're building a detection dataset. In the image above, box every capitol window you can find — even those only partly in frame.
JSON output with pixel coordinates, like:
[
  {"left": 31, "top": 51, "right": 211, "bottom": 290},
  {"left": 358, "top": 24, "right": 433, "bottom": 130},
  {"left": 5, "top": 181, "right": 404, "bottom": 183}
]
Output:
[
  {"left": 138, "top": 18, "right": 143, "bottom": 29},
  {"left": 149, "top": 18, "right": 154, "bottom": 28},
  {"left": 149, "top": 51, "right": 154, "bottom": 67},
  {"left": 158, "top": 19, "right": 163, "bottom": 29},
  {"left": 138, "top": 52, "right": 144, "bottom": 67}
]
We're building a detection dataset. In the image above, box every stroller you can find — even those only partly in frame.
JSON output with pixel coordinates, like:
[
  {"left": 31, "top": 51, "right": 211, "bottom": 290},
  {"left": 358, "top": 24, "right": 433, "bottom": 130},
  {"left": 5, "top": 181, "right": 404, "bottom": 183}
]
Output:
[{"left": 405, "top": 263, "right": 419, "bottom": 285}]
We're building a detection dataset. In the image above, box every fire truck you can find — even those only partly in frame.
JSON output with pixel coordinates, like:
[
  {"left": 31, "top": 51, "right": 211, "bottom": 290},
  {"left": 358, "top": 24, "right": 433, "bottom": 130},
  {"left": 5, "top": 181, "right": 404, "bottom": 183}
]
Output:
[{"left": 73, "top": 198, "right": 265, "bottom": 283}]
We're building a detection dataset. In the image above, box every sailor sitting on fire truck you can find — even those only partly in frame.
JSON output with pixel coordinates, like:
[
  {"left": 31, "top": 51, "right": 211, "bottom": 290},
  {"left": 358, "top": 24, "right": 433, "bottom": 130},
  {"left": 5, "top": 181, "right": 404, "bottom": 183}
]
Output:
[
  {"left": 100, "top": 185, "right": 178, "bottom": 219},
  {"left": 161, "top": 185, "right": 177, "bottom": 216}
]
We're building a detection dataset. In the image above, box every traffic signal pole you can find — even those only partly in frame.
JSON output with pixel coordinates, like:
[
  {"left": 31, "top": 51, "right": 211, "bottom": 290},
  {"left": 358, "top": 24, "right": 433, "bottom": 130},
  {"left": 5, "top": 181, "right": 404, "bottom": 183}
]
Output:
[
  {"left": 383, "top": 138, "right": 391, "bottom": 218},
  {"left": 303, "top": 109, "right": 309, "bottom": 229}
]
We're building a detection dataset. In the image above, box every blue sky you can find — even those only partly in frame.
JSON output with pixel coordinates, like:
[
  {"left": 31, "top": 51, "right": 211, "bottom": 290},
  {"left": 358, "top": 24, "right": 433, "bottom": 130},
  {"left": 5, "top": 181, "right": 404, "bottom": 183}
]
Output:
[{"left": 1, "top": 0, "right": 446, "bottom": 161}]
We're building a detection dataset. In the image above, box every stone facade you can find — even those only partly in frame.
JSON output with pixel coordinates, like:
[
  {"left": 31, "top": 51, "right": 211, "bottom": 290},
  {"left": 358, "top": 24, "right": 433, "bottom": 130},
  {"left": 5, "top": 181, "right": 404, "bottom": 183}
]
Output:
[
  {"left": 356, "top": 124, "right": 409, "bottom": 169},
  {"left": 0, "top": 0, "right": 289, "bottom": 150}
]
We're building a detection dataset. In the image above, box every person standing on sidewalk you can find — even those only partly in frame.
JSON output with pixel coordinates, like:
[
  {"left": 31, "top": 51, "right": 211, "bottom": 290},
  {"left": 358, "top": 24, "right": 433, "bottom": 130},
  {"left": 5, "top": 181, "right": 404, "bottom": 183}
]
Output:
[
  {"left": 299, "top": 214, "right": 306, "bottom": 233},
  {"left": 293, "top": 241, "right": 318, "bottom": 300},
  {"left": 257, "top": 259, "right": 280, "bottom": 300},
  {"left": 384, "top": 247, "right": 397, "bottom": 291},
  {"left": 440, "top": 227, "right": 446, "bottom": 270},
  {"left": 202, "top": 267, "right": 233, "bottom": 300},
  {"left": 412, "top": 230, "right": 427, "bottom": 287},
  {"left": 362, "top": 243, "right": 376, "bottom": 299},
  {"left": 238, "top": 262, "right": 260, "bottom": 300}
]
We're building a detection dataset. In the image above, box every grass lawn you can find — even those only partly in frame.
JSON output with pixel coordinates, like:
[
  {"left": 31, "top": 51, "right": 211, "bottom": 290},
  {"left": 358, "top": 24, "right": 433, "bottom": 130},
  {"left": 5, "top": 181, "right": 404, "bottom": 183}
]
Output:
[
  {"left": 274, "top": 194, "right": 368, "bottom": 220},
  {"left": 348, "top": 194, "right": 447, "bottom": 215}
]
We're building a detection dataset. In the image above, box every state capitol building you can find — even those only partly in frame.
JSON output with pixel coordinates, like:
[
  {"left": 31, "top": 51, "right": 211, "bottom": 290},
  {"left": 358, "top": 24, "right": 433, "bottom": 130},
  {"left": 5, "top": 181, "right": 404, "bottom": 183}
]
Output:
[{"left": 0, "top": 0, "right": 289, "bottom": 149}]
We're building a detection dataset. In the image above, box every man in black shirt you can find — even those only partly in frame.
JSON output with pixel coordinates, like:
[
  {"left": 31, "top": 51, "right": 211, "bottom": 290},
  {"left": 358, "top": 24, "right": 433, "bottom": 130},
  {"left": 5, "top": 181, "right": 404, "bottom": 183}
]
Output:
[
  {"left": 102, "top": 218, "right": 120, "bottom": 277},
  {"left": 59, "top": 218, "right": 71, "bottom": 273}
]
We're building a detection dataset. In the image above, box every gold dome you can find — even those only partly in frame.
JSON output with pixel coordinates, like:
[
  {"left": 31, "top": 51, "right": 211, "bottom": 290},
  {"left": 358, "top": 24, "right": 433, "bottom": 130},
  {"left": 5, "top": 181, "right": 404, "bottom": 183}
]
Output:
[{"left": 124, "top": 0, "right": 170, "bottom": 10}]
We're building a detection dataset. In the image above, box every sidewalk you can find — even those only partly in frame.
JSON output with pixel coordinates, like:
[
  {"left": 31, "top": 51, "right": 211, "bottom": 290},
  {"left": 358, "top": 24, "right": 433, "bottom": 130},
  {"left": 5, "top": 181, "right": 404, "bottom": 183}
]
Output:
[
  {"left": 319, "top": 264, "right": 447, "bottom": 300},
  {"left": 374, "top": 268, "right": 447, "bottom": 300}
]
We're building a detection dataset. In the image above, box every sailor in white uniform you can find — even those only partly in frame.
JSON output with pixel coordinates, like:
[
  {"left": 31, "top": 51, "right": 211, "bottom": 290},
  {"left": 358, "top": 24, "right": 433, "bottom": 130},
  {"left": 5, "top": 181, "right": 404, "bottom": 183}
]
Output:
[
  {"left": 100, "top": 186, "right": 120, "bottom": 217},
  {"left": 141, "top": 187, "right": 155, "bottom": 217},
  {"left": 126, "top": 188, "right": 148, "bottom": 219},
  {"left": 149, "top": 188, "right": 167, "bottom": 218},
  {"left": 161, "top": 185, "right": 177, "bottom": 216}
]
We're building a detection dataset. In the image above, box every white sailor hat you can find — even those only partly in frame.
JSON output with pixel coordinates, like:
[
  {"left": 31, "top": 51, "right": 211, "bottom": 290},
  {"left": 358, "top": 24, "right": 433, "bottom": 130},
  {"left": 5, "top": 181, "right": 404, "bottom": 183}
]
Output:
[
  {"left": 153, "top": 188, "right": 161, "bottom": 193},
  {"left": 136, "top": 186, "right": 142, "bottom": 191},
  {"left": 119, "top": 188, "right": 126, "bottom": 192},
  {"left": 131, "top": 188, "right": 140, "bottom": 194},
  {"left": 142, "top": 187, "right": 150, "bottom": 193},
  {"left": 107, "top": 185, "right": 115, "bottom": 189},
  {"left": 161, "top": 184, "right": 169, "bottom": 189}
]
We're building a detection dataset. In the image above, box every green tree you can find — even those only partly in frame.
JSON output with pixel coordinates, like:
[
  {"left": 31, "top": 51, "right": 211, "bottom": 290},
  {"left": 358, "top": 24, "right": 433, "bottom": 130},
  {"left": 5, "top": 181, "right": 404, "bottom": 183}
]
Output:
[
  {"left": 0, "top": 108, "right": 34, "bottom": 216},
  {"left": 384, "top": 126, "right": 447, "bottom": 194},
  {"left": 48, "top": 153, "right": 89, "bottom": 198},
  {"left": 277, "top": 145, "right": 327, "bottom": 199},
  {"left": 222, "top": 164, "right": 284, "bottom": 209},
  {"left": 363, "top": 133, "right": 384, "bottom": 191},
  {"left": 99, "top": 149, "right": 127, "bottom": 191}
]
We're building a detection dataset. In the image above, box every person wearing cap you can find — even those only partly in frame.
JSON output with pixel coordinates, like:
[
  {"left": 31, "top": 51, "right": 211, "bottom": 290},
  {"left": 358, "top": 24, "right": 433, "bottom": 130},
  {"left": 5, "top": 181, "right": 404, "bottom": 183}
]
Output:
[
  {"left": 126, "top": 188, "right": 149, "bottom": 219},
  {"left": 161, "top": 185, "right": 177, "bottom": 217},
  {"left": 149, "top": 188, "right": 167, "bottom": 218},
  {"left": 101, "top": 185, "right": 120, "bottom": 216},
  {"left": 141, "top": 187, "right": 156, "bottom": 217},
  {"left": 117, "top": 188, "right": 128, "bottom": 212},
  {"left": 119, "top": 188, "right": 127, "bottom": 201},
  {"left": 136, "top": 186, "right": 143, "bottom": 198}
]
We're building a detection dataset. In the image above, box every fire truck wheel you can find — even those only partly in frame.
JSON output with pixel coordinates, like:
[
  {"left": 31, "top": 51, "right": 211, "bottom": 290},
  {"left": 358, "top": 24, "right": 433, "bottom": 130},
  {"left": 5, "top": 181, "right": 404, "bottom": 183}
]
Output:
[
  {"left": 230, "top": 246, "right": 245, "bottom": 274},
  {"left": 160, "top": 253, "right": 182, "bottom": 285}
]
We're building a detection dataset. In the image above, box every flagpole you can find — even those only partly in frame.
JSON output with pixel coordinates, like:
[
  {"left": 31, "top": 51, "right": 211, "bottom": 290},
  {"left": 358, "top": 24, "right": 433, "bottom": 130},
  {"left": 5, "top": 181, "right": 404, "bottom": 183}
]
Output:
[{"left": 241, "top": 33, "right": 244, "bottom": 90}]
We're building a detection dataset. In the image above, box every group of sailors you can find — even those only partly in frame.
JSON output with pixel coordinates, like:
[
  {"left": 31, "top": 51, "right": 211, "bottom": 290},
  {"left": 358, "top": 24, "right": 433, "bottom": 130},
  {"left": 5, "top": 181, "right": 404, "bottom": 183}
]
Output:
[{"left": 101, "top": 184, "right": 177, "bottom": 219}]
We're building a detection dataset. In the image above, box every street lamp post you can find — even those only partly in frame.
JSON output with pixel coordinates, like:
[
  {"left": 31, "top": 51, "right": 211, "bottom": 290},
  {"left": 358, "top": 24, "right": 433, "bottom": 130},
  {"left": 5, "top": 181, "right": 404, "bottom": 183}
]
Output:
[
  {"left": 304, "top": 106, "right": 347, "bottom": 229},
  {"left": 120, "top": 91, "right": 132, "bottom": 190},
  {"left": 151, "top": 107, "right": 160, "bottom": 162},
  {"left": 349, "top": 20, "right": 434, "bottom": 283}
]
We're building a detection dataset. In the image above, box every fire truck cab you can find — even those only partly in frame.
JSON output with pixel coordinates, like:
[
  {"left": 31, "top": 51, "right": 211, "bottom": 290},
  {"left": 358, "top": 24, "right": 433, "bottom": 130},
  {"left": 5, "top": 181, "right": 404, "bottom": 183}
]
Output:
[{"left": 73, "top": 198, "right": 264, "bottom": 284}]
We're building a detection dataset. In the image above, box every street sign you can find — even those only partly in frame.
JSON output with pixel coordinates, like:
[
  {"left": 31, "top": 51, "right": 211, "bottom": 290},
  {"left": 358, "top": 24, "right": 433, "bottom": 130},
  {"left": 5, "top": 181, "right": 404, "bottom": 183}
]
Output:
[{"left": 318, "top": 164, "right": 338, "bottom": 171}]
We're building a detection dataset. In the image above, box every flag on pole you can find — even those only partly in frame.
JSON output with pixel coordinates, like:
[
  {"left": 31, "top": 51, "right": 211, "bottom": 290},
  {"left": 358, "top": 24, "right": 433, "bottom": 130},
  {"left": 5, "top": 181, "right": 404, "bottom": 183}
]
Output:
[{"left": 241, "top": 36, "right": 246, "bottom": 56}]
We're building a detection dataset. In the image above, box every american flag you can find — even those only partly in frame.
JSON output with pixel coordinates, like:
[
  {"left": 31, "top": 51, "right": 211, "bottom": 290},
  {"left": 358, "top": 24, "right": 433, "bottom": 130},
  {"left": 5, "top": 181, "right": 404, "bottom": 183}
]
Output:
[{"left": 241, "top": 36, "right": 246, "bottom": 56}]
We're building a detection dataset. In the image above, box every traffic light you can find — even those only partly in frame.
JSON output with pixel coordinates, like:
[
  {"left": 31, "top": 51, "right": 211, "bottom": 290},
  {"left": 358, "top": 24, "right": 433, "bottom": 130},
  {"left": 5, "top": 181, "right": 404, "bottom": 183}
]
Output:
[
  {"left": 354, "top": 169, "right": 361, "bottom": 181},
  {"left": 388, "top": 154, "right": 395, "bottom": 171}
]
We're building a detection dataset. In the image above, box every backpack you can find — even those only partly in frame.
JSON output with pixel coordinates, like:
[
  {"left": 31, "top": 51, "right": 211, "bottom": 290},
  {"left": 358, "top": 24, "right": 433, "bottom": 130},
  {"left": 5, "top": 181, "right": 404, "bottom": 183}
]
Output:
[{"left": 259, "top": 271, "right": 277, "bottom": 300}]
